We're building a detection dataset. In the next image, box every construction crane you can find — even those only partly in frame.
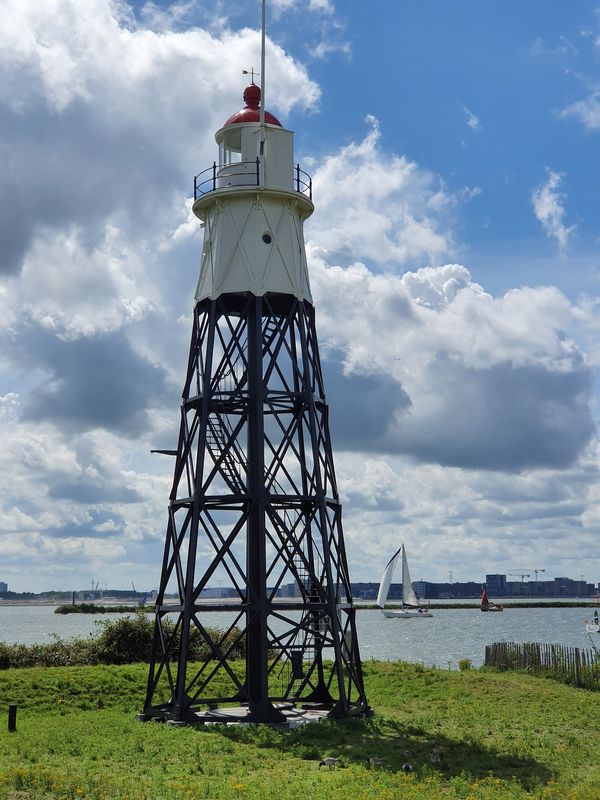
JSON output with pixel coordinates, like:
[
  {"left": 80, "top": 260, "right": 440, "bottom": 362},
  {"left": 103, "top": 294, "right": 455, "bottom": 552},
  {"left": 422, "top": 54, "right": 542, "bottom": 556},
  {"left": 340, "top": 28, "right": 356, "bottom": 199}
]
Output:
[
  {"left": 531, "top": 568, "right": 545, "bottom": 597},
  {"left": 508, "top": 572, "right": 530, "bottom": 597}
]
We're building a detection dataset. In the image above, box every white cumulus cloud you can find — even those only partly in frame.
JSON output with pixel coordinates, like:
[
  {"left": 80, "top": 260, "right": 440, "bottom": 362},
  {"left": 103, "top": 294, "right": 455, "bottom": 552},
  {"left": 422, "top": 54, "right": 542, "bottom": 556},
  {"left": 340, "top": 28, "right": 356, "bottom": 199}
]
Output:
[
  {"left": 531, "top": 169, "right": 575, "bottom": 251},
  {"left": 310, "top": 256, "right": 593, "bottom": 472},
  {"left": 462, "top": 105, "right": 482, "bottom": 131},
  {"left": 307, "top": 115, "right": 469, "bottom": 268},
  {"left": 272, "top": 0, "right": 334, "bottom": 14},
  {"left": 561, "top": 91, "right": 600, "bottom": 130}
]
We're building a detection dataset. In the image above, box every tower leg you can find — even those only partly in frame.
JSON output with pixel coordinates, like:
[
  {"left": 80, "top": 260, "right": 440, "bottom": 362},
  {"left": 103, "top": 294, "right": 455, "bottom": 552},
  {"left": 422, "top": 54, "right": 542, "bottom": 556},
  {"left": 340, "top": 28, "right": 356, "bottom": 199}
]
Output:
[{"left": 246, "top": 296, "right": 285, "bottom": 722}]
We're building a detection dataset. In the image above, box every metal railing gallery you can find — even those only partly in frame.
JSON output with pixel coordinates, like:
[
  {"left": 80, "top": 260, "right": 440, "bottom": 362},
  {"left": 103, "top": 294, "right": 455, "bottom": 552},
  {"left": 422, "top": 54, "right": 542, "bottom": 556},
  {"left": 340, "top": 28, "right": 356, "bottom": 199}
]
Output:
[{"left": 194, "top": 159, "right": 312, "bottom": 201}]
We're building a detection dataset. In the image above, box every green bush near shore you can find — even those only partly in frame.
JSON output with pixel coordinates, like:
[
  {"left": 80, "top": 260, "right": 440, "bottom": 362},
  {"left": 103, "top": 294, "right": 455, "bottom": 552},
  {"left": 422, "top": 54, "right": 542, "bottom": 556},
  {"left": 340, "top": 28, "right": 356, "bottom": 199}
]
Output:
[
  {"left": 54, "top": 603, "right": 146, "bottom": 615},
  {"left": 0, "top": 660, "right": 599, "bottom": 799},
  {"left": 0, "top": 613, "right": 245, "bottom": 669}
]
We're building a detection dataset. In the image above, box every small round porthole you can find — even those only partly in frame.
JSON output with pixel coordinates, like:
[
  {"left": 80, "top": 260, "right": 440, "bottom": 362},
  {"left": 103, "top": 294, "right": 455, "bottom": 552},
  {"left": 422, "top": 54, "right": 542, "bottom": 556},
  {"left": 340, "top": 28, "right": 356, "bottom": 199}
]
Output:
[{"left": 262, "top": 232, "right": 272, "bottom": 244}]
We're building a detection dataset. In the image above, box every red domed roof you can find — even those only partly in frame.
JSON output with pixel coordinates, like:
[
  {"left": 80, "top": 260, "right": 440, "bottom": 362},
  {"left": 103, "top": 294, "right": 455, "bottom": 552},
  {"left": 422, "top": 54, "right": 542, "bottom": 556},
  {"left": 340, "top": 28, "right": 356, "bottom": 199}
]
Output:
[{"left": 223, "top": 83, "right": 282, "bottom": 127}]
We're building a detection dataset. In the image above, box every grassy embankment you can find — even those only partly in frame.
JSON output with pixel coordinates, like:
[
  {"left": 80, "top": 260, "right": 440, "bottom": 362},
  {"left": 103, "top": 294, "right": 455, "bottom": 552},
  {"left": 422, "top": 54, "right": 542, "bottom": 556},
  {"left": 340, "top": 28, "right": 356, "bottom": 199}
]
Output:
[{"left": 1, "top": 659, "right": 600, "bottom": 800}]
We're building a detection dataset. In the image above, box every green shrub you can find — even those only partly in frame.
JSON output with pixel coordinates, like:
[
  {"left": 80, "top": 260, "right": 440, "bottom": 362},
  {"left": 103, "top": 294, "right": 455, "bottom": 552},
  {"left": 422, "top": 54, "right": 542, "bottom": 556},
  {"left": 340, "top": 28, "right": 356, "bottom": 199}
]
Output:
[
  {"left": 0, "top": 636, "right": 96, "bottom": 669},
  {"left": 0, "top": 612, "right": 246, "bottom": 669},
  {"left": 91, "top": 612, "right": 154, "bottom": 664},
  {"left": 458, "top": 658, "right": 472, "bottom": 671}
]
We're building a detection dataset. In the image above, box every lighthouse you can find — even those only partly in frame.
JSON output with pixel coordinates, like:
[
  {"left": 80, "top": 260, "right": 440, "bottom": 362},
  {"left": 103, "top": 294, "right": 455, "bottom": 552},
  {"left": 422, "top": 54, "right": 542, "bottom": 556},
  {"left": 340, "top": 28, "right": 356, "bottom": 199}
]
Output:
[{"left": 142, "top": 81, "right": 370, "bottom": 725}]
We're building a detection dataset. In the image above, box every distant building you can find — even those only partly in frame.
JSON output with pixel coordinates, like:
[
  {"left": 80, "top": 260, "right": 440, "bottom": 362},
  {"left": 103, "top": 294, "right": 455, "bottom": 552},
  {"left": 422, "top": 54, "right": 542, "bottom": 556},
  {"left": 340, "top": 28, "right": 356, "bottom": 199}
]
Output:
[
  {"left": 199, "top": 586, "right": 236, "bottom": 598},
  {"left": 551, "top": 576, "right": 592, "bottom": 597},
  {"left": 0, "top": 582, "right": 7, "bottom": 593},
  {"left": 413, "top": 580, "right": 430, "bottom": 599},
  {"left": 280, "top": 582, "right": 301, "bottom": 598},
  {"left": 485, "top": 574, "right": 506, "bottom": 594},
  {"left": 351, "top": 582, "right": 377, "bottom": 600},
  {"left": 190, "top": 578, "right": 600, "bottom": 601}
]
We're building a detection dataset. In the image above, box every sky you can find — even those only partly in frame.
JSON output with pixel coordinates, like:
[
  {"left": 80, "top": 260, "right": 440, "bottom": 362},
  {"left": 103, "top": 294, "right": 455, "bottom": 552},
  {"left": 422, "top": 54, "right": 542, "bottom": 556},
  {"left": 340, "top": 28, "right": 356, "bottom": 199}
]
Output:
[{"left": 2, "top": 0, "right": 600, "bottom": 592}]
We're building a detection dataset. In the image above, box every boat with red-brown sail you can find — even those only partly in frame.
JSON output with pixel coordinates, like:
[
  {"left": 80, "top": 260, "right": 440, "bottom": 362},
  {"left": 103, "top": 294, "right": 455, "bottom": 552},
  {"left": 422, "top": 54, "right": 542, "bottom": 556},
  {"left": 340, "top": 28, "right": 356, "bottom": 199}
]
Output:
[{"left": 481, "top": 586, "right": 503, "bottom": 612}]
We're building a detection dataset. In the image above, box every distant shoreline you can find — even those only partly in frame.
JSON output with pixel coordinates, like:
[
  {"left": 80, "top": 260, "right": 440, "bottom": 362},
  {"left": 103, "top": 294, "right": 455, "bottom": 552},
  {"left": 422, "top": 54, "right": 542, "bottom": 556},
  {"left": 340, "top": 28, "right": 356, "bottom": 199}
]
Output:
[{"left": 1, "top": 598, "right": 599, "bottom": 612}]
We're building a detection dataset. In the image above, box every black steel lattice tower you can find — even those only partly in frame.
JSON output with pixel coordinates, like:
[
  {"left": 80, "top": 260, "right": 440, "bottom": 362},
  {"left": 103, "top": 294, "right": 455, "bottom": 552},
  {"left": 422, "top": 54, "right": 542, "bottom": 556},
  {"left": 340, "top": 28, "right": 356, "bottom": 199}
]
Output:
[{"left": 142, "top": 84, "right": 369, "bottom": 725}]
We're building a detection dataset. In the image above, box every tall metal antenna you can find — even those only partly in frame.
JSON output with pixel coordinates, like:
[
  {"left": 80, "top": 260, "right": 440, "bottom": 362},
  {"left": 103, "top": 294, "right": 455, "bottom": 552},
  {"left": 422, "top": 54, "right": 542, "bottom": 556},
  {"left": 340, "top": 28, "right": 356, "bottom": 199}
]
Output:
[
  {"left": 260, "top": 0, "right": 266, "bottom": 129},
  {"left": 259, "top": 0, "right": 266, "bottom": 186}
]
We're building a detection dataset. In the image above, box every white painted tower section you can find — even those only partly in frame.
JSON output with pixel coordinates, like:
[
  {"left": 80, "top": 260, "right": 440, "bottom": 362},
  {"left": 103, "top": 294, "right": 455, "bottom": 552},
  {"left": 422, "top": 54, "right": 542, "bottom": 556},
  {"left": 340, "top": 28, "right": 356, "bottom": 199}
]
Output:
[{"left": 192, "top": 88, "right": 314, "bottom": 303}]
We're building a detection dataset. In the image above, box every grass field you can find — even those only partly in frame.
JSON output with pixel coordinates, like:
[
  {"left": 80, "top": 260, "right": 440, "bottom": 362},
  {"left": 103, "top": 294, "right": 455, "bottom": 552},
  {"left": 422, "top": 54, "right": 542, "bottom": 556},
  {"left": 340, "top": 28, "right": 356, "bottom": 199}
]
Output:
[{"left": 0, "top": 660, "right": 598, "bottom": 799}]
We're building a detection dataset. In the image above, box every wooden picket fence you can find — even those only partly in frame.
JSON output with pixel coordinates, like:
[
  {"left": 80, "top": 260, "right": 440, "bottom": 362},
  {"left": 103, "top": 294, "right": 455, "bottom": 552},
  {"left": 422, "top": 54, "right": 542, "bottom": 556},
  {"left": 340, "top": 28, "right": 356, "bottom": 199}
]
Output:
[{"left": 485, "top": 641, "right": 600, "bottom": 690}]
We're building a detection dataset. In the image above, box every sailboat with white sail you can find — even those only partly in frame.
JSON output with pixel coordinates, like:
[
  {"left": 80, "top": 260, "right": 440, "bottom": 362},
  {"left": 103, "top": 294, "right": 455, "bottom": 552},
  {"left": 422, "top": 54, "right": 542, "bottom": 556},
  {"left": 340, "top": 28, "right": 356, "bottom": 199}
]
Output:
[
  {"left": 585, "top": 609, "right": 600, "bottom": 634},
  {"left": 376, "top": 545, "right": 433, "bottom": 619}
]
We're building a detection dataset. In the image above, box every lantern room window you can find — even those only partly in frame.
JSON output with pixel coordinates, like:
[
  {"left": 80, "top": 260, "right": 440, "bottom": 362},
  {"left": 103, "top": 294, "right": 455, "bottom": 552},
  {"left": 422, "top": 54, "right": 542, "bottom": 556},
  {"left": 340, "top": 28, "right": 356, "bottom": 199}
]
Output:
[{"left": 220, "top": 128, "right": 242, "bottom": 165}]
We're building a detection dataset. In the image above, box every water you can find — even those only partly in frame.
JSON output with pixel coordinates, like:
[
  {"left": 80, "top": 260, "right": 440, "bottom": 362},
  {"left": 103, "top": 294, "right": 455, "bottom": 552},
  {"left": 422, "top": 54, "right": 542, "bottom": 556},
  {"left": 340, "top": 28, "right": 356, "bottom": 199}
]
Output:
[
  {"left": 0, "top": 605, "right": 132, "bottom": 647},
  {"left": 356, "top": 607, "right": 598, "bottom": 666},
  {"left": 1, "top": 603, "right": 597, "bottom": 667}
]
